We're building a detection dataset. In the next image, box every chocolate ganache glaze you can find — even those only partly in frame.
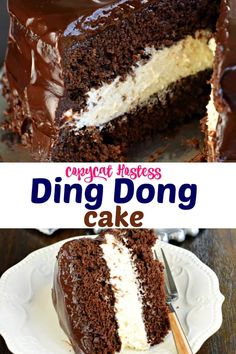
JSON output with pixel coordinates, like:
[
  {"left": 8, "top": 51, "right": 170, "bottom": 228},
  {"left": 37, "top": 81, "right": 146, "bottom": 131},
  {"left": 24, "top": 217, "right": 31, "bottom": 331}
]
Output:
[
  {"left": 213, "top": 0, "right": 236, "bottom": 161},
  {"left": 5, "top": 0, "right": 159, "bottom": 159},
  {"left": 9, "top": 0, "right": 153, "bottom": 43},
  {"left": 5, "top": 0, "right": 219, "bottom": 160}
]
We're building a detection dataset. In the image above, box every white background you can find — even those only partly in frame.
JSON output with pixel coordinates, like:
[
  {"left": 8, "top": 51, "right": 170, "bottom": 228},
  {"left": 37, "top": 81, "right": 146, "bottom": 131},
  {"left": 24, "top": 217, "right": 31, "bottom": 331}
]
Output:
[{"left": 0, "top": 163, "right": 235, "bottom": 228}]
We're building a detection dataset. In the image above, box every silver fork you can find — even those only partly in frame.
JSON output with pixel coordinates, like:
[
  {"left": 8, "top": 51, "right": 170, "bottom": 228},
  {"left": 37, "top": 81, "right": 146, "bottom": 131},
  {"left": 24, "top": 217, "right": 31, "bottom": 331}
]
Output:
[{"left": 154, "top": 249, "right": 193, "bottom": 354}]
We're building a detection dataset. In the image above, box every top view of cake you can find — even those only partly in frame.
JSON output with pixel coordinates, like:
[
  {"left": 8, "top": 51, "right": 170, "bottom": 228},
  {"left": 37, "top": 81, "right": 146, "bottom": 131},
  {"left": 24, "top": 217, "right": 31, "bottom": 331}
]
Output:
[
  {"left": 2, "top": 0, "right": 235, "bottom": 162},
  {"left": 52, "top": 229, "right": 170, "bottom": 353}
]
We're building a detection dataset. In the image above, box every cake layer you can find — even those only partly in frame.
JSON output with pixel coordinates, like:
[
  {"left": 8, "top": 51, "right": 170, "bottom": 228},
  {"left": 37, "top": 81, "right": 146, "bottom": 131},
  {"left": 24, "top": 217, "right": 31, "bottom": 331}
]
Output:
[
  {"left": 60, "top": 0, "right": 218, "bottom": 102},
  {"left": 207, "top": 0, "right": 236, "bottom": 161},
  {"left": 61, "top": 30, "right": 213, "bottom": 130},
  {"left": 8, "top": 0, "right": 218, "bottom": 44},
  {"left": 52, "top": 238, "right": 121, "bottom": 354},
  {"left": 121, "top": 230, "right": 170, "bottom": 345},
  {"left": 52, "top": 70, "right": 212, "bottom": 162}
]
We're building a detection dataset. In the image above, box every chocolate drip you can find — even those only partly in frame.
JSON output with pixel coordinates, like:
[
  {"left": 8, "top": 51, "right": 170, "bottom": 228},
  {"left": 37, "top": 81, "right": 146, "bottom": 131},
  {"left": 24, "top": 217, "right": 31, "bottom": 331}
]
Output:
[
  {"left": 4, "top": 0, "right": 163, "bottom": 159},
  {"left": 9, "top": 0, "right": 154, "bottom": 43},
  {"left": 214, "top": 0, "right": 236, "bottom": 160}
]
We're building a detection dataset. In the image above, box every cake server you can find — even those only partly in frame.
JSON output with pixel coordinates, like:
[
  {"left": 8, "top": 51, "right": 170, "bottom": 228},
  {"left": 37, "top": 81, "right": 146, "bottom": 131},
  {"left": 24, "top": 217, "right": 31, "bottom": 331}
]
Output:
[{"left": 154, "top": 249, "right": 193, "bottom": 354}]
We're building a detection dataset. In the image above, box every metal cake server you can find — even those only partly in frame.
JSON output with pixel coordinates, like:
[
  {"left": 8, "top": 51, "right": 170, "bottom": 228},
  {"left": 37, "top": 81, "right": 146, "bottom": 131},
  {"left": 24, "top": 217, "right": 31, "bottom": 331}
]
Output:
[{"left": 154, "top": 249, "right": 193, "bottom": 354}]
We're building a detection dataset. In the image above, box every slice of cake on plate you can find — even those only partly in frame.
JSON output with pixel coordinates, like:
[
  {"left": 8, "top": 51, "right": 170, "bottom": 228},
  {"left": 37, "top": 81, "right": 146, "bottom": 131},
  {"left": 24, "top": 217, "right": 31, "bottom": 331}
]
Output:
[
  {"left": 52, "top": 229, "right": 170, "bottom": 353},
  {"left": 2, "top": 0, "right": 219, "bottom": 161}
]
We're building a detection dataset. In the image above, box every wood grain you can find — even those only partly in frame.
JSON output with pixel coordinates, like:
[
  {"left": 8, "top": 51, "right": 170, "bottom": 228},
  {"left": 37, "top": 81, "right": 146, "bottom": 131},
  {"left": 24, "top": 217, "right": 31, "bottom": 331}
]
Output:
[
  {"left": 169, "top": 310, "right": 193, "bottom": 354},
  {"left": 0, "top": 229, "right": 235, "bottom": 354}
]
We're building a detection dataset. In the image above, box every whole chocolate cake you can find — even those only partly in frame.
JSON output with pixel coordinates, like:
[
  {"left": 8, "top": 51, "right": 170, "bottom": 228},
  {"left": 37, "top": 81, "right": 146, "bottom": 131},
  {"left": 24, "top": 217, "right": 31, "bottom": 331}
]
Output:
[
  {"left": 3, "top": 0, "right": 219, "bottom": 161},
  {"left": 52, "top": 229, "right": 170, "bottom": 353},
  {"left": 206, "top": 0, "right": 236, "bottom": 161}
]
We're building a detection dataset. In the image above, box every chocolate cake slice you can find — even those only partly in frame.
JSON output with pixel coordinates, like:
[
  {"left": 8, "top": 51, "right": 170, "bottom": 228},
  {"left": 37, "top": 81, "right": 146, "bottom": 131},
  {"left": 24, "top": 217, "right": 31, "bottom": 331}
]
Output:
[
  {"left": 3, "top": 0, "right": 219, "bottom": 161},
  {"left": 52, "top": 229, "right": 170, "bottom": 353},
  {"left": 206, "top": 0, "right": 236, "bottom": 161}
]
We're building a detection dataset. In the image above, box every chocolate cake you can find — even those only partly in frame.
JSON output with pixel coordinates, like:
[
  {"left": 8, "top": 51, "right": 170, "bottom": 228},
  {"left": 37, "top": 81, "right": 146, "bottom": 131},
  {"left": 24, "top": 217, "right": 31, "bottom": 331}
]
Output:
[
  {"left": 2, "top": 0, "right": 219, "bottom": 161},
  {"left": 52, "top": 229, "right": 170, "bottom": 353},
  {"left": 206, "top": 0, "right": 236, "bottom": 161}
]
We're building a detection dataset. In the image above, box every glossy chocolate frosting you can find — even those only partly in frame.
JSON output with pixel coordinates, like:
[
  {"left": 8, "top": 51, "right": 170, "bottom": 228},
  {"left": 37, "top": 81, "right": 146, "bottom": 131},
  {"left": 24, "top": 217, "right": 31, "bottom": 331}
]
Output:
[
  {"left": 214, "top": 0, "right": 236, "bottom": 161},
  {"left": 5, "top": 0, "right": 156, "bottom": 159},
  {"left": 9, "top": 0, "right": 154, "bottom": 44}
]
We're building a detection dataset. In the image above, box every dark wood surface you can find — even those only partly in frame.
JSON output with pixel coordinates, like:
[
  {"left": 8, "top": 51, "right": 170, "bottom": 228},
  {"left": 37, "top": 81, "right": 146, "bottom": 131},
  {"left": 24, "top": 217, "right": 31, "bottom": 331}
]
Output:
[{"left": 0, "top": 229, "right": 235, "bottom": 353}]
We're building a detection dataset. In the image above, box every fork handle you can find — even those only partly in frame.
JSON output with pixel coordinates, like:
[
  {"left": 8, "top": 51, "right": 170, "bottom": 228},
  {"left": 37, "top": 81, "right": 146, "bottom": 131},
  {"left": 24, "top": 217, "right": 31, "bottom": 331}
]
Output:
[{"left": 169, "top": 310, "right": 193, "bottom": 354}]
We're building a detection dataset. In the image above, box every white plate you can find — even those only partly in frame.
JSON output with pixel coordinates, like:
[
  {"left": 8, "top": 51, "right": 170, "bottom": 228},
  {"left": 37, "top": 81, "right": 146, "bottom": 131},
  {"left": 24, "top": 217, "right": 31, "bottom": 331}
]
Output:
[{"left": 0, "top": 237, "right": 224, "bottom": 354}]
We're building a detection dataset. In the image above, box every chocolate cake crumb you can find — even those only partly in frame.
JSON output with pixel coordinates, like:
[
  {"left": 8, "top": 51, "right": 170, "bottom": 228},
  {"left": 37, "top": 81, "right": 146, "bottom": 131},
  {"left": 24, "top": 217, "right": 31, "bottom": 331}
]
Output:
[
  {"left": 53, "top": 238, "right": 121, "bottom": 354},
  {"left": 116, "top": 230, "right": 170, "bottom": 345},
  {"left": 183, "top": 138, "right": 200, "bottom": 150},
  {"left": 52, "top": 70, "right": 211, "bottom": 162}
]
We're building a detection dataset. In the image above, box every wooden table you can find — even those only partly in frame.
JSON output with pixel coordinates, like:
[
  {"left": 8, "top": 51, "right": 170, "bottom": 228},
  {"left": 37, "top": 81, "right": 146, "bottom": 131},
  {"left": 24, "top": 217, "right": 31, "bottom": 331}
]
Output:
[{"left": 0, "top": 229, "right": 235, "bottom": 353}]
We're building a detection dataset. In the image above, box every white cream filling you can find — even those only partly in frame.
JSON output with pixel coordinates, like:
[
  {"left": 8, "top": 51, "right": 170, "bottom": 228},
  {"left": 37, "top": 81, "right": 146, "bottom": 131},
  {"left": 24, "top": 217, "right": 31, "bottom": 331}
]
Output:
[
  {"left": 207, "top": 38, "right": 218, "bottom": 135},
  {"left": 100, "top": 233, "right": 149, "bottom": 352},
  {"left": 64, "top": 30, "right": 214, "bottom": 130},
  {"left": 207, "top": 89, "right": 219, "bottom": 133}
]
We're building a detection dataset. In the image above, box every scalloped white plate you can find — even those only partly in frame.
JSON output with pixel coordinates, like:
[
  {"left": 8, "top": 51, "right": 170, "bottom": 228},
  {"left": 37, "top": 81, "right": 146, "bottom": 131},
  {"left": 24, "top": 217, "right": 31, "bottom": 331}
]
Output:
[{"left": 0, "top": 237, "right": 224, "bottom": 354}]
